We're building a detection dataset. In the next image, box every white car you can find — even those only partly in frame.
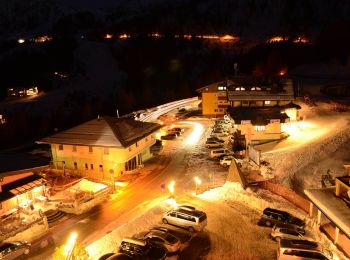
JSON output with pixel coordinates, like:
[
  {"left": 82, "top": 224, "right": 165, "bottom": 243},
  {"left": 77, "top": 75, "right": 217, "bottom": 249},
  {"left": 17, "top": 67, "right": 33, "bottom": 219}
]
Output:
[
  {"left": 271, "top": 226, "right": 312, "bottom": 242},
  {"left": 219, "top": 156, "right": 235, "bottom": 167}
]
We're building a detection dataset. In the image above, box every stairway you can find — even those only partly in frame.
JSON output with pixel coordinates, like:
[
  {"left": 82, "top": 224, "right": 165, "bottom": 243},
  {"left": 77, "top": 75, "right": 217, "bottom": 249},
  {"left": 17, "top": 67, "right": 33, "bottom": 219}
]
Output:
[{"left": 44, "top": 210, "right": 66, "bottom": 226}]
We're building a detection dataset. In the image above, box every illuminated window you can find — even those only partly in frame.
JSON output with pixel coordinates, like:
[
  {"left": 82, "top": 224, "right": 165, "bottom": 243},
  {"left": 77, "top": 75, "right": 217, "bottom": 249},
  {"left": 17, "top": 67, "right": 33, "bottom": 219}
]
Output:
[
  {"left": 90, "top": 164, "right": 94, "bottom": 170},
  {"left": 89, "top": 146, "right": 93, "bottom": 153},
  {"left": 72, "top": 145, "right": 77, "bottom": 152},
  {"left": 265, "top": 101, "right": 271, "bottom": 105},
  {"left": 218, "top": 86, "right": 226, "bottom": 91},
  {"left": 235, "top": 87, "right": 245, "bottom": 91},
  {"left": 255, "top": 125, "right": 266, "bottom": 132},
  {"left": 104, "top": 147, "right": 109, "bottom": 155},
  {"left": 85, "top": 163, "right": 88, "bottom": 170},
  {"left": 251, "top": 87, "right": 261, "bottom": 91},
  {"left": 58, "top": 144, "right": 63, "bottom": 150}
]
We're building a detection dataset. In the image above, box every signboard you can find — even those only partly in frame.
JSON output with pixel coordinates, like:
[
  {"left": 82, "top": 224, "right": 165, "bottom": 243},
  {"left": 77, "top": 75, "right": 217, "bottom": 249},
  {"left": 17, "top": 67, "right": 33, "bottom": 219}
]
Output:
[{"left": 248, "top": 145, "right": 261, "bottom": 166}]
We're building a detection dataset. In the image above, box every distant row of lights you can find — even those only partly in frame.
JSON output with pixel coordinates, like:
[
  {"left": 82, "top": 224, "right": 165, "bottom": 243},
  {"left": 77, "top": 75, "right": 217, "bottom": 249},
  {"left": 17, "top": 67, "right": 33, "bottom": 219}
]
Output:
[
  {"left": 18, "top": 35, "right": 53, "bottom": 44},
  {"left": 105, "top": 33, "right": 239, "bottom": 42},
  {"left": 267, "top": 36, "right": 309, "bottom": 44}
]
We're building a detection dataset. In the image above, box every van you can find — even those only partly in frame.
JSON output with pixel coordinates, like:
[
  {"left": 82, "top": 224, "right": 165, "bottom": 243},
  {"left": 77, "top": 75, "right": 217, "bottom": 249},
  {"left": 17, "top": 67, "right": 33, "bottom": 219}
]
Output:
[
  {"left": 162, "top": 206, "right": 207, "bottom": 232},
  {"left": 209, "top": 148, "right": 233, "bottom": 158},
  {"left": 277, "top": 239, "right": 331, "bottom": 260}
]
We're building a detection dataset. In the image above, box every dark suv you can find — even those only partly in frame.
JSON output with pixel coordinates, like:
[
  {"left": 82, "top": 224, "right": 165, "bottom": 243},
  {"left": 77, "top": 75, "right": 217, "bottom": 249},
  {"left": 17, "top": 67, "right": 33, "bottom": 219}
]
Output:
[
  {"left": 118, "top": 238, "right": 167, "bottom": 260},
  {"left": 259, "top": 208, "right": 305, "bottom": 228}
]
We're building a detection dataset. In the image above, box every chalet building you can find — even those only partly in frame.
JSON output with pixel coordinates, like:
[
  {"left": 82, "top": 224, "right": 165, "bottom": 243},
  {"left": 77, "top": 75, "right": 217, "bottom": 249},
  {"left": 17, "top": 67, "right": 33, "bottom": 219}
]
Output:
[
  {"left": 197, "top": 78, "right": 299, "bottom": 121},
  {"left": 0, "top": 154, "right": 49, "bottom": 220},
  {"left": 37, "top": 116, "right": 162, "bottom": 182},
  {"left": 227, "top": 106, "right": 291, "bottom": 144},
  {"left": 304, "top": 167, "right": 350, "bottom": 256}
]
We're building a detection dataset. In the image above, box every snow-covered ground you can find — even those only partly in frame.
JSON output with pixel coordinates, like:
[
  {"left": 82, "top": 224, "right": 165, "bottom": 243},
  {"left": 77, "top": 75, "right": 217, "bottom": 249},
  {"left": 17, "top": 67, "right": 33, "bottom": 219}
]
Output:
[{"left": 256, "top": 100, "right": 350, "bottom": 192}]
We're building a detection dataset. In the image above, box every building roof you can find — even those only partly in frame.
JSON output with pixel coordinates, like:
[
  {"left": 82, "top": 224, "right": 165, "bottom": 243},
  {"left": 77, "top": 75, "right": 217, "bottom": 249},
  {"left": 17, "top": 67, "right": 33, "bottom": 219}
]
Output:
[
  {"left": 37, "top": 116, "right": 162, "bottom": 148},
  {"left": 227, "top": 107, "right": 290, "bottom": 125},
  {"left": 0, "top": 174, "right": 46, "bottom": 202},
  {"left": 0, "top": 153, "right": 50, "bottom": 176},
  {"left": 304, "top": 188, "right": 350, "bottom": 239}
]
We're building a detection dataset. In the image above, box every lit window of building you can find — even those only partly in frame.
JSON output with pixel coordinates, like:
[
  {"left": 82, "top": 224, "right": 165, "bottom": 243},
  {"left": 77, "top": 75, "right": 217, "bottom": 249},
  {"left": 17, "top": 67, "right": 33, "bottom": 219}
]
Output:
[
  {"left": 218, "top": 86, "right": 226, "bottom": 91},
  {"left": 255, "top": 125, "right": 266, "bottom": 132},
  {"left": 251, "top": 87, "right": 261, "bottom": 91},
  {"left": 265, "top": 101, "right": 271, "bottom": 105},
  {"left": 235, "top": 87, "right": 245, "bottom": 91}
]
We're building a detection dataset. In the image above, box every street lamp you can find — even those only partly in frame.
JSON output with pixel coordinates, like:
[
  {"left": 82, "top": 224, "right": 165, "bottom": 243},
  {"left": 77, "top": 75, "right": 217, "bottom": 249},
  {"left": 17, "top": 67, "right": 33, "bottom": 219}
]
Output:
[
  {"left": 194, "top": 176, "right": 201, "bottom": 195},
  {"left": 64, "top": 232, "right": 78, "bottom": 260},
  {"left": 168, "top": 180, "right": 175, "bottom": 197}
]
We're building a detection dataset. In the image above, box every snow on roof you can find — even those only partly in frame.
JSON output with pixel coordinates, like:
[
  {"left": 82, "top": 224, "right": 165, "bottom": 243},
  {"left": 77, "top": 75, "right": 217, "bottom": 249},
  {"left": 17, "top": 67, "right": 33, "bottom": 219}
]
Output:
[
  {"left": 69, "top": 179, "right": 108, "bottom": 193},
  {"left": 304, "top": 188, "right": 350, "bottom": 239},
  {"left": 38, "top": 116, "right": 161, "bottom": 148}
]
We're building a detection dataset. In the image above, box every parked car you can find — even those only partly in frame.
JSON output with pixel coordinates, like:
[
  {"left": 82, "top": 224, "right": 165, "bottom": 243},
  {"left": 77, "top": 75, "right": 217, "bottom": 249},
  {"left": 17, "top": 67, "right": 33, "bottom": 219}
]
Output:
[
  {"left": 215, "top": 120, "right": 229, "bottom": 125},
  {"left": 277, "top": 239, "right": 331, "bottom": 260},
  {"left": 273, "top": 223, "right": 306, "bottom": 235},
  {"left": 169, "top": 127, "right": 184, "bottom": 134},
  {"left": 118, "top": 238, "right": 167, "bottom": 260},
  {"left": 205, "top": 141, "right": 224, "bottom": 148},
  {"left": 207, "top": 136, "right": 225, "bottom": 143},
  {"left": 161, "top": 133, "right": 177, "bottom": 140},
  {"left": 0, "top": 241, "right": 31, "bottom": 260},
  {"left": 144, "top": 230, "right": 181, "bottom": 253},
  {"left": 271, "top": 226, "right": 311, "bottom": 242},
  {"left": 212, "top": 128, "right": 228, "bottom": 134},
  {"left": 162, "top": 206, "right": 207, "bottom": 232},
  {"left": 219, "top": 155, "right": 235, "bottom": 167},
  {"left": 209, "top": 148, "right": 234, "bottom": 158},
  {"left": 210, "top": 132, "right": 229, "bottom": 138},
  {"left": 259, "top": 208, "right": 305, "bottom": 228}
]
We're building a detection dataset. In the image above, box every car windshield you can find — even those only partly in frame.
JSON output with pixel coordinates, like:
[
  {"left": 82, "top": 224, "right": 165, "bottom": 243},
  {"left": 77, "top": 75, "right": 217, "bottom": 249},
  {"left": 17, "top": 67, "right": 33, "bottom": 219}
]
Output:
[
  {"left": 199, "top": 214, "right": 207, "bottom": 222},
  {"left": 165, "top": 234, "right": 177, "bottom": 243}
]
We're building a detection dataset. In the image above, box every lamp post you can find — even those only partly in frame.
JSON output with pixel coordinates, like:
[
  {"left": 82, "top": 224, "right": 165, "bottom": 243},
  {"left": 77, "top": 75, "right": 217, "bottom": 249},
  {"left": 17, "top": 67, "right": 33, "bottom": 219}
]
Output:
[
  {"left": 64, "top": 232, "right": 77, "bottom": 260},
  {"left": 109, "top": 169, "right": 115, "bottom": 192},
  {"left": 194, "top": 176, "right": 201, "bottom": 195},
  {"left": 168, "top": 180, "right": 175, "bottom": 198}
]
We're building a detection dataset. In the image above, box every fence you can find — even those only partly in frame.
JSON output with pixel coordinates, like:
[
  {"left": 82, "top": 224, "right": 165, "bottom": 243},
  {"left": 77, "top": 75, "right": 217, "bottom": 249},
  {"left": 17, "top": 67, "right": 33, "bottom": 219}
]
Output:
[{"left": 259, "top": 180, "right": 310, "bottom": 213}]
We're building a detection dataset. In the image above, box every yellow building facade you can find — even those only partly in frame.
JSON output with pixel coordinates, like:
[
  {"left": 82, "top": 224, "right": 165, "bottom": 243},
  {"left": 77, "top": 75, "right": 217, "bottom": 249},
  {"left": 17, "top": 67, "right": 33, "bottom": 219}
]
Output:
[
  {"left": 38, "top": 117, "right": 161, "bottom": 183},
  {"left": 197, "top": 78, "right": 298, "bottom": 118}
]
